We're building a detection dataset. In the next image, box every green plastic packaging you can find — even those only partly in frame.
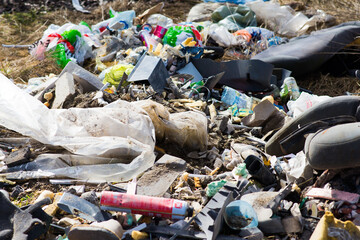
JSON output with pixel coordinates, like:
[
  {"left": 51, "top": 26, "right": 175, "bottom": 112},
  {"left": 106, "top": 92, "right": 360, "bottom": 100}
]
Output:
[
  {"left": 206, "top": 179, "right": 227, "bottom": 197},
  {"left": 61, "top": 30, "right": 81, "bottom": 45},
  {"left": 103, "top": 64, "right": 135, "bottom": 87},
  {"left": 52, "top": 44, "right": 71, "bottom": 69},
  {"left": 162, "top": 26, "right": 196, "bottom": 47},
  {"left": 234, "top": 163, "right": 248, "bottom": 178},
  {"left": 80, "top": 21, "right": 91, "bottom": 30}
]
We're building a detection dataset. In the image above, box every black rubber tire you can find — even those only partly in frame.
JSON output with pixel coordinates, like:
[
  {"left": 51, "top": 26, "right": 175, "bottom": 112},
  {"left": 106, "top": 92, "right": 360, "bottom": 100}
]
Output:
[
  {"left": 265, "top": 96, "right": 360, "bottom": 156},
  {"left": 305, "top": 122, "right": 360, "bottom": 169}
]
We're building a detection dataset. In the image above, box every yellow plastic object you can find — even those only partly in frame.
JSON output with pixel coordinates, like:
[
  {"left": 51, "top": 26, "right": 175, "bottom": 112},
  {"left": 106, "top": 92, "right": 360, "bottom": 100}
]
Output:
[
  {"left": 261, "top": 95, "right": 274, "bottom": 104},
  {"left": 153, "top": 43, "right": 163, "bottom": 56},
  {"left": 194, "top": 177, "right": 201, "bottom": 188},
  {"left": 44, "top": 92, "right": 53, "bottom": 101},
  {"left": 103, "top": 64, "right": 134, "bottom": 87},
  {"left": 181, "top": 37, "right": 196, "bottom": 47},
  {"left": 131, "top": 231, "right": 148, "bottom": 240},
  {"left": 210, "top": 167, "right": 220, "bottom": 176},
  {"left": 310, "top": 211, "right": 360, "bottom": 240}
]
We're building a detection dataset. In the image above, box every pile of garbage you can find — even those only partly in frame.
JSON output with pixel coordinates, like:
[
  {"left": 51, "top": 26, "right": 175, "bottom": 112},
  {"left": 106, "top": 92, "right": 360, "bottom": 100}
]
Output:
[{"left": 1, "top": 0, "right": 360, "bottom": 239}]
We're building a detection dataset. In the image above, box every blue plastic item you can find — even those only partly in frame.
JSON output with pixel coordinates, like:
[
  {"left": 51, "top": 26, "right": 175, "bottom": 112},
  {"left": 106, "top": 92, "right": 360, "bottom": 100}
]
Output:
[
  {"left": 221, "top": 86, "right": 250, "bottom": 109},
  {"left": 268, "top": 36, "right": 283, "bottom": 46},
  {"left": 224, "top": 200, "right": 258, "bottom": 230}
]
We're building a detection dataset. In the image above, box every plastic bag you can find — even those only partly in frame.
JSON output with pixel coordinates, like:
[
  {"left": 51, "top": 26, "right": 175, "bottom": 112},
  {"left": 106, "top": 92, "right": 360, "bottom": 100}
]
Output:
[
  {"left": 137, "top": 100, "right": 208, "bottom": 151},
  {"left": 0, "top": 74, "right": 156, "bottom": 181},
  {"left": 147, "top": 14, "right": 173, "bottom": 28},
  {"left": 211, "top": 5, "right": 257, "bottom": 31},
  {"left": 103, "top": 64, "right": 135, "bottom": 87},
  {"left": 208, "top": 24, "right": 241, "bottom": 47},
  {"left": 186, "top": 2, "right": 222, "bottom": 23},
  {"left": 287, "top": 92, "right": 332, "bottom": 118},
  {"left": 205, "top": 0, "right": 265, "bottom": 4},
  {"left": 29, "top": 23, "right": 96, "bottom": 67},
  {"left": 246, "top": 1, "right": 309, "bottom": 37},
  {"left": 310, "top": 211, "right": 360, "bottom": 240}
]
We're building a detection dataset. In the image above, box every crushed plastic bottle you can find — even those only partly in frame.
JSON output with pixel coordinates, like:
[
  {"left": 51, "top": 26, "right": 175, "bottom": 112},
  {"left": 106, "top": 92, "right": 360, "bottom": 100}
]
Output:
[{"left": 221, "top": 86, "right": 252, "bottom": 109}]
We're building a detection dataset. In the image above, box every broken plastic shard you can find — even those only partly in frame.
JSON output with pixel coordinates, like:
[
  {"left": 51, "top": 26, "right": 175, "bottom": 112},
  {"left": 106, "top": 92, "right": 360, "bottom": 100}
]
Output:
[{"left": 57, "top": 192, "right": 110, "bottom": 222}]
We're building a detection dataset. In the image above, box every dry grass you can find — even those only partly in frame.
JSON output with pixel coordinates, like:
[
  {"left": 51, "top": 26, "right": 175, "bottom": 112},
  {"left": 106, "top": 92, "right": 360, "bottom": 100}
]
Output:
[
  {"left": 299, "top": 72, "right": 360, "bottom": 96},
  {"left": 281, "top": 0, "right": 360, "bottom": 24},
  {"left": 0, "top": 0, "right": 359, "bottom": 96}
]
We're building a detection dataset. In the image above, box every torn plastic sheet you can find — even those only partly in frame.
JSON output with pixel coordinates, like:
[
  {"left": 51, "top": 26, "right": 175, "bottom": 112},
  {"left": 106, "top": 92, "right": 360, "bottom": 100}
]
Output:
[
  {"left": 72, "top": 0, "right": 90, "bottom": 13},
  {"left": 0, "top": 74, "right": 156, "bottom": 181}
]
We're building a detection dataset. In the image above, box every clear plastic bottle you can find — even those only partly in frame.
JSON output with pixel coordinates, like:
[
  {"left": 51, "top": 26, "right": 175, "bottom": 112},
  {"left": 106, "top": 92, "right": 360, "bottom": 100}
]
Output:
[{"left": 280, "top": 77, "right": 300, "bottom": 101}]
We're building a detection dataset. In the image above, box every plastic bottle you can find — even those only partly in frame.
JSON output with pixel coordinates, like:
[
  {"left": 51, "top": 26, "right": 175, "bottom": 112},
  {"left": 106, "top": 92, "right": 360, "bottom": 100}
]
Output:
[
  {"left": 221, "top": 86, "right": 252, "bottom": 109},
  {"left": 100, "top": 191, "right": 193, "bottom": 220},
  {"left": 139, "top": 30, "right": 159, "bottom": 49},
  {"left": 224, "top": 200, "right": 258, "bottom": 230},
  {"left": 280, "top": 77, "right": 300, "bottom": 101}
]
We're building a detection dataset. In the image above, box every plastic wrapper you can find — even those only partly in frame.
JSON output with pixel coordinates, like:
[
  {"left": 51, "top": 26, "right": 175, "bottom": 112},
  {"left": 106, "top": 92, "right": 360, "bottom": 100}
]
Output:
[
  {"left": 0, "top": 74, "right": 156, "bottom": 181},
  {"left": 206, "top": 179, "right": 227, "bottom": 197},
  {"left": 163, "top": 25, "right": 202, "bottom": 47},
  {"left": 92, "top": 10, "right": 135, "bottom": 33},
  {"left": 136, "top": 100, "right": 208, "bottom": 151}
]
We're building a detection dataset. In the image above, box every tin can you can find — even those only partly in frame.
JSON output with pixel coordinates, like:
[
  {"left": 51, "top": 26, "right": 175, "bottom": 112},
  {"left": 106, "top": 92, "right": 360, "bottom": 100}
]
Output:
[{"left": 100, "top": 191, "right": 193, "bottom": 219}]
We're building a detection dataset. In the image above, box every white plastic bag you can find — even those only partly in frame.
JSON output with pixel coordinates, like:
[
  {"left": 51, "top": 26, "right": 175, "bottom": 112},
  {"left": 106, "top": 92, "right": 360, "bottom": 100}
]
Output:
[
  {"left": 0, "top": 74, "right": 156, "bottom": 181},
  {"left": 287, "top": 92, "right": 332, "bottom": 118},
  {"left": 147, "top": 14, "right": 173, "bottom": 28},
  {"left": 208, "top": 24, "right": 241, "bottom": 47}
]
